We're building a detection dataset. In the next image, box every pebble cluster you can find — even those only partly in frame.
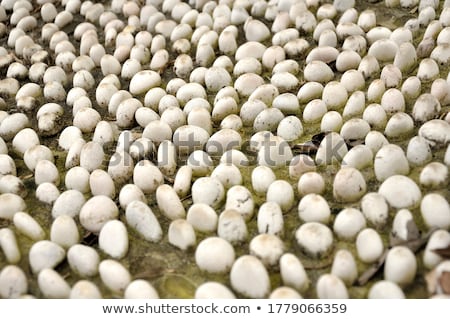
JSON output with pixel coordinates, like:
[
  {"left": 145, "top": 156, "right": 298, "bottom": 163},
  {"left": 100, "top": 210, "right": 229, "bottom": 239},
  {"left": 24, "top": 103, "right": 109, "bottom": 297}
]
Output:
[{"left": 0, "top": 0, "right": 449, "bottom": 299}]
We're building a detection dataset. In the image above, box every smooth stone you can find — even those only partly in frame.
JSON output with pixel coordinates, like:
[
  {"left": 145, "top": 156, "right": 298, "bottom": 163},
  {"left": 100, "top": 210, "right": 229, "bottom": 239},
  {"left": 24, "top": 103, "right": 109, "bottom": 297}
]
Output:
[
  {"left": 296, "top": 222, "right": 333, "bottom": 258},
  {"left": 230, "top": 255, "right": 270, "bottom": 298},
  {"left": 29, "top": 240, "right": 65, "bottom": 274},
  {"left": 191, "top": 177, "right": 225, "bottom": 209},
  {"left": 333, "top": 167, "right": 367, "bottom": 203},
  {"left": 99, "top": 220, "right": 129, "bottom": 259},
  {"left": 249, "top": 234, "right": 285, "bottom": 267},
  {"left": 378, "top": 175, "right": 422, "bottom": 209},
  {"left": 51, "top": 189, "right": 85, "bottom": 218},
  {"left": 298, "top": 194, "right": 331, "bottom": 224},
  {"left": 70, "top": 280, "right": 102, "bottom": 299},
  {"left": 79, "top": 195, "right": 119, "bottom": 233},
  {"left": 361, "top": 192, "right": 389, "bottom": 227},
  {"left": 156, "top": 184, "right": 185, "bottom": 220},
  {"left": 225, "top": 185, "right": 254, "bottom": 220},
  {"left": 331, "top": 249, "right": 358, "bottom": 286},
  {"left": 374, "top": 144, "right": 410, "bottom": 182},
  {"left": 124, "top": 280, "right": 159, "bottom": 299},
  {"left": 257, "top": 202, "right": 284, "bottom": 236},
  {"left": 384, "top": 246, "right": 417, "bottom": 286},
  {"left": 125, "top": 200, "right": 162, "bottom": 242},
  {"left": 168, "top": 219, "right": 196, "bottom": 250},
  {"left": 195, "top": 237, "right": 235, "bottom": 273},
  {"left": 368, "top": 281, "right": 405, "bottom": 299},
  {"left": 0, "top": 228, "right": 21, "bottom": 264},
  {"left": 0, "top": 193, "right": 26, "bottom": 220},
  {"left": 13, "top": 212, "right": 45, "bottom": 241},
  {"left": 99, "top": 259, "right": 131, "bottom": 294},
  {"left": 0, "top": 265, "right": 28, "bottom": 298},
  {"left": 333, "top": 208, "right": 367, "bottom": 240},
  {"left": 195, "top": 282, "right": 236, "bottom": 299},
  {"left": 38, "top": 269, "right": 71, "bottom": 299},
  {"left": 356, "top": 228, "right": 384, "bottom": 263},
  {"left": 421, "top": 193, "right": 450, "bottom": 230},
  {"left": 279, "top": 253, "right": 309, "bottom": 292},
  {"left": 316, "top": 274, "right": 349, "bottom": 299},
  {"left": 67, "top": 244, "right": 100, "bottom": 277}
]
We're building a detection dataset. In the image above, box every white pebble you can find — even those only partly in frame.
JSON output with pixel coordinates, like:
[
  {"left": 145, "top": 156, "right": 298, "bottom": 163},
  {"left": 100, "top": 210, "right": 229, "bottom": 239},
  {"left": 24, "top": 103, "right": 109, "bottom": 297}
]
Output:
[
  {"left": 230, "top": 255, "right": 270, "bottom": 298},
  {"left": 374, "top": 144, "right": 410, "bottom": 182},
  {"left": 0, "top": 265, "right": 28, "bottom": 298},
  {"left": 192, "top": 177, "right": 225, "bottom": 209},
  {"left": 0, "top": 193, "right": 26, "bottom": 220},
  {"left": 99, "top": 220, "right": 129, "bottom": 259},
  {"left": 333, "top": 167, "right": 366, "bottom": 203},
  {"left": 99, "top": 259, "right": 131, "bottom": 294},
  {"left": 79, "top": 195, "right": 119, "bottom": 233},
  {"left": 29, "top": 240, "right": 65, "bottom": 274},
  {"left": 38, "top": 269, "right": 71, "bottom": 299},
  {"left": 333, "top": 208, "right": 366, "bottom": 240},
  {"left": 125, "top": 280, "right": 159, "bottom": 299},
  {"left": 195, "top": 236, "right": 235, "bottom": 273},
  {"left": 13, "top": 212, "right": 45, "bottom": 241},
  {"left": 379, "top": 175, "right": 422, "bottom": 209},
  {"left": 195, "top": 282, "right": 235, "bottom": 299},
  {"left": 168, "top": 219, "right": 196, "bottom": 250},
  {"left": 356, "top": 228, "right": 384, "bottom": 263},
  {"left": 316, "top": 274, "right": 349, "bottom": 299},
  {"left": 298, "top": 194, "right": 330, "bottom": 224},
  {"left": 249, "top": 233, "right": 285, "bottom": 267},
  {"left": 0, "top": 228, "right": 21, "bottom": 264},
  {"left": 70, "top": 280, "right": 102, "bottom": 299},
  {"left": 421, "top": 193, "right": 450, "bottom": 230},
  {"left": 384, "top": 246, "right": 417, "bottom": 286},
  {"left": 156, "top": 184, "right": 185, "bottom": 220},
  {"left": 67, "top": 244, "right": 100, "bottom": 277},
  {"left": 368, "top": 281, "right": 405, "bottom": 299},
  {"left": 125, "top": 200, "right": 162, "bottom": 242},
  {"left": 296, "top": 222, "right": 333, "bottom": 258}
]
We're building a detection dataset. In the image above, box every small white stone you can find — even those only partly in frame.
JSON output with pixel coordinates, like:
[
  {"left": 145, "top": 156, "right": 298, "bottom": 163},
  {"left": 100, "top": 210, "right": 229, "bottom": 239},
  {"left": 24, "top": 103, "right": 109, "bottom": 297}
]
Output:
[
  {"left": 89, "top": 169, "right": 115, "bottom": 198},
  {"left": 420, "top": 162, "right": 448, "bottom": 188},
  {"left": 379, "top": 175, "right": 422, "bottom": 209},
  {"left": 0, "top": 265, "right": 28, "bottom": 298},
  {"left": 412, "top": 93, "right": 441, "bottom": 122},
  {"left": 249, "top": 234, "right": 285, "bottom": 267},
  {"left": 368, "top": 281, "right": 405, "bottom": 299},
  {"left": 217, "top": 209, "right": 248, "bottom": 244},
  {"left": 230, "top": 255, "right": 270, "bottom": 298},
  {"left": 279, "top": 253, "right": 309, "bottom": 292},
  {"left": 67, "top": 244, "right": 100, "bottom": 277},
  {"left": 156, "top": 184, "right": 185, "bottom": 220},
  {"left": 211, "top": 163, "right": 242, "bottom": 189},
  {"left": 424, "top": 230, "right": 450, "bottom": 269},
  {"left": 38, "top": 269, "right": 71, "bottom": 299},
  {"left": 333, "top": 167, "right": 366, "bottom": 203},
  {"left": 421, "top": 193, "right": 450, "bottom": 230},
  {"left": 99, "top": 220, "right": 128, "bottom": 259},
  {"left": 316, "top": 274, "right": 349, "bottom": 299},
  {"left": 384, "top": 246, "right": 417, "bottom": 286},
  {"left": 29, "top": 240, "right": 65, "bottom": 274},
  {"left": 333, "top": 208, "right": 366, "bottom": 240},
  {"left": 266, "top": 180, "right": 295, "bottom": 212},
  {"left": 392, "top": 209, "right": 416, "bottom": 241},
  {"left": 70, "top": 280, "right": 102, "bottom": 299},
  {"left": 384, "top": 112, "right": 414, "bottom": 138},
  {"left": 187, "top": 150, "right": 213, "bottom": 176},
  {"left": 195, "top": 236, "right": 235, "bottom": 273},
  {"left": 257, "top": 202, "right": 284, "bottom": 236},
  {"left": 99, "top": 259, "right": 131, "bottom": 294},
  {"left": 186, "top": 203, "right": 217, "bottom": 233},
  {"left": 35, "top": 182, "right": 59, "bottom": 205},
  {"left": 315, "top": 132, "right": 348, "bottom": 165},
  {"left": 195, "top": 282, "right": 235, "bottom": 299},
  {"left": 225, "top": 185, "right": 254, "bottom": 220},
  {"left": 418, "top": 119, "right": 450, "bottom": 147},
  {"left": 124, "top": 280, "right": 159, "bottom": 299},
  {"left": 13, "top": 212, "right": 45, "bottom": 241},
  {"left": 79, "top": 195, "right": 119, "bottom": 233},
  {"left": 365, "top": 131, "right": 390, "bottom": 155},
  {"left": 374, "top": 144, "right": 410, "bottom": 182},
  {"left": 192, "top": 177, "right": 225, "bottom": 209},
  {"left": 356, "top": 228, "right": 384, "bottom": 263},
  {"left": 360, "top": 192, "right": 389, "bottom": 228},
  {"left": 296, "top": 222, "right": 333, "bottom": 258},
  {"left": 35, "top": 159, "right": 59, "bottom": 186},
  {"left": 0, "top": 228, "right": 21, "bottom": 264},
  {"left": 0, "top": 193, "right": 26, "bottom": 220},
  {"left": 133, "top": 160, "right": 163, "bottom": 194},
  {"left": 23, "top": 145, "right": 54, "bottom": 172},
  {"left": 51, "top": 189, "right": 85, "bottom": 218},
  {"left": 298, "top": 194, "right": 330, "bottom": 224},
  {"left": 0, "top": 175, "right": 27, "bottom": 197},
  {"left": 297, "top": 82, "right": 323, "bottom": 104},
  {"left": 407, "top": 136, "right": 432, "bottom": 166},
  {"left": 123, "top": 194, "right": 160, "bottom": 236},
  {"left": 331, "top": 249, "right": 358, "bottom": 286}
]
